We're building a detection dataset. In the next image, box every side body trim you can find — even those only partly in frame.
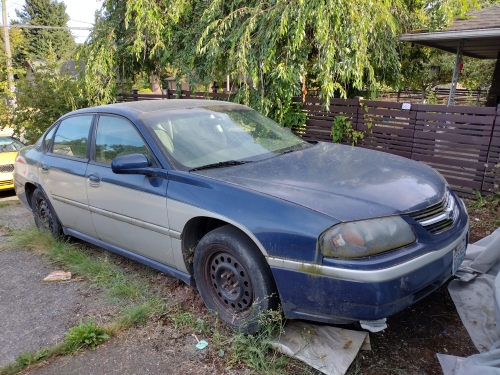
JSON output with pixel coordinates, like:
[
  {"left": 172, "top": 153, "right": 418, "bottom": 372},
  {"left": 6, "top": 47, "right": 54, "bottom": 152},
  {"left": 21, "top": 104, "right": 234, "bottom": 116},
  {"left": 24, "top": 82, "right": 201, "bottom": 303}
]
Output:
[
  {"left": 52, "top": 195, "right": 179, "bottom": 238},
  {"left": 65, "top": 228, "right": 194, "bottom": 285},
  {"left": 267, "top": 222, "right": 468, "bottom": 283},
  {"left": 88, "top": 206, "right": 170, "bottom": 236},
  {"left": 53, "top": 194, "right": 88, "bottom": 210}
]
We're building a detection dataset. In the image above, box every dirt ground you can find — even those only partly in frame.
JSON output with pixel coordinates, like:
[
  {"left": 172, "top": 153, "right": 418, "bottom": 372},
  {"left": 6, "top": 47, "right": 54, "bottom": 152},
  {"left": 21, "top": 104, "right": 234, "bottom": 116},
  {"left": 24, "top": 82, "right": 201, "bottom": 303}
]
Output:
[{"left": 0, "top": 191, "right": 494, "bottom": 375}]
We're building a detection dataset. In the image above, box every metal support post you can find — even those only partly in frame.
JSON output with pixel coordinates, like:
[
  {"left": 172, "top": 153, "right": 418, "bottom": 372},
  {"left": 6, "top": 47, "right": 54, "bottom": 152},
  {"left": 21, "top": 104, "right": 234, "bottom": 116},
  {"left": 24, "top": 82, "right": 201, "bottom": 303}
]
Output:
[
  {"left": 2, "top": 0, "right": 15, "bottom": 105},
  {"left": 448, "top": 39, "right": 464, "bottom": 106}
]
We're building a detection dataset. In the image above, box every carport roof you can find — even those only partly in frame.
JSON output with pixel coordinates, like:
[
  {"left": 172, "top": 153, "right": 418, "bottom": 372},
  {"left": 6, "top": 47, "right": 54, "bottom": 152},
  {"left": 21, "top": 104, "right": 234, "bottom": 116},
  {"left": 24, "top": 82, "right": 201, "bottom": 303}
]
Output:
[{"left": 399, "top": 6, "right": 500, "bottom": 59}]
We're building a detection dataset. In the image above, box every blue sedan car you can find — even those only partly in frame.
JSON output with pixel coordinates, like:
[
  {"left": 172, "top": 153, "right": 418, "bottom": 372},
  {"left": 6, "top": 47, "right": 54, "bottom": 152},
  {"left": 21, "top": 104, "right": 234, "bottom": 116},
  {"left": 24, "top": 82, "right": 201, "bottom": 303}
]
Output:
[{"left": 14, "top": 100, "right": 469, "bottom": 333}]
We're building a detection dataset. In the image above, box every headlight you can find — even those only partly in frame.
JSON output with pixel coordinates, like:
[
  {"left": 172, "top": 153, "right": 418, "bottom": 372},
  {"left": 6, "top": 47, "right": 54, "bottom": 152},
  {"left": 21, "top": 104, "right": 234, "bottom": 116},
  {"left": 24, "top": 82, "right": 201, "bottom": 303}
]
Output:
[{"left": 319, "top": 217, "right": 416, "bottom": 259}]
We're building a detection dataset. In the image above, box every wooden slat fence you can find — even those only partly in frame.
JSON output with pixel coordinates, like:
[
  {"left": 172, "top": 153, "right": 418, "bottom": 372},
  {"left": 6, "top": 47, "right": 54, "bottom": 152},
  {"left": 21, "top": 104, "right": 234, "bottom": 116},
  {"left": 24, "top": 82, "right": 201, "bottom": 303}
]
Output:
[
  {"left": 294, "top": 97, "right": 359, "bottom": 143},
  {"left": 378, "top": 88, "right": 487, "bottom": 106},
  {"left": 294, "top": 96, "right": 500, "bottom": 196},
  {"left": 412, "top": 105, "right": 496, "bottom": 196},
  {"left": 483, "top": 112, "right": 500, "bottom": 193},
  {"left": 357, "top": 100, "right": 416, "bottom": 160},
  {"left": 118, "top": 91, "right": 499, "bottom": 196},
  {"left": 118, "top": 90, "right": 230, "bottom": 102}
]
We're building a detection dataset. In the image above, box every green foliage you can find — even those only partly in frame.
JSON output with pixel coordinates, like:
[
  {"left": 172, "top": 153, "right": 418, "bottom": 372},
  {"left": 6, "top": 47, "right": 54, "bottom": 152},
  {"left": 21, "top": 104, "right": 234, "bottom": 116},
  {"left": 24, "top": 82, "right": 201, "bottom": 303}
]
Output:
[
  {"left": 400, "top": 45, "right": 496, "bottom": 91},
  {"left": 65, "top": 318, "right": 110, "bottom": 351},
  {"left": 331, "top": 116, "right": 366, "bottom": 145},
  {"left": 15, "top": 349, "right": 48, "bottom": 367},
  {"left": 272, "top": 102, "right": 306, "bottom": 129},
  {"left": 426, "top": 89, "right": 439, "bottom": 105},
  {"left": 0, "top": 0, "right": 488, "bottom": 144},
  {"left": 0, "top": 28, "right": 29, "bottom": 79},
  {"left": 11, "top": 55, "right": 88, "bottom": 143},
  {"left": 472, "top": 190, "right": 488, "bottom": 209},
  {"left": 226, "top": 309, "right": 287, "bottom": 373},
  {"left": 14, "top": 0, "right": 76, "bottom": 60},
  {"left": 80, "top": 0, "right": 483, "bottom": 127}
]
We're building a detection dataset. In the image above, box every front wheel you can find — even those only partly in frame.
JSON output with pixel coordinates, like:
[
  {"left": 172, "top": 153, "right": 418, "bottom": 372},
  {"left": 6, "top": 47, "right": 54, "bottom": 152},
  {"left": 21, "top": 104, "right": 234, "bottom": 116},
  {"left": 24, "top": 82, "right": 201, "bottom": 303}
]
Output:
[
  {"left": 31, "top": 188, "right": 62, "bottom": 237},
  {"left": 193, "top": 225, "right": 279, "bottom": 334}
]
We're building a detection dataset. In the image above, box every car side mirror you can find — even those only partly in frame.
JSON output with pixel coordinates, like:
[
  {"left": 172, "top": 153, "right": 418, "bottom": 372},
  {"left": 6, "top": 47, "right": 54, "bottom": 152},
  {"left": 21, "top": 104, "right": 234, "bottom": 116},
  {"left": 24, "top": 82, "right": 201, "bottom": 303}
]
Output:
[
  {"left": 111, "top": 153, "right": 150, "bottom": 174},
  {"left": 111, "top": 153, "right": 169, "bottom": 179}
]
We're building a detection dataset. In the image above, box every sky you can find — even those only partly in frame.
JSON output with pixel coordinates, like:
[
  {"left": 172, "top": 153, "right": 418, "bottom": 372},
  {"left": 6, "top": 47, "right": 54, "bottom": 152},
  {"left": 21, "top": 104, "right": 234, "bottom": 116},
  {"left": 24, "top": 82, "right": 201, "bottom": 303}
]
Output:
[{"left": 5, "top": 0, "right": 103, "bottom": 43}]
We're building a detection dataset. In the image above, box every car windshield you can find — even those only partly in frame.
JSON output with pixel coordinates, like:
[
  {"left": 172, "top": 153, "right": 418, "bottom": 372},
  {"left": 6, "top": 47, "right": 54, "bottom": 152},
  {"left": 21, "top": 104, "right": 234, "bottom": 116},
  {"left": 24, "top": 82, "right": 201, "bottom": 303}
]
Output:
[
  {"left": 140, "top": 105, "right": 309, "bottom": 169},
  {"left": 0, "top": 137, "right": 24, "bottom": 153}
]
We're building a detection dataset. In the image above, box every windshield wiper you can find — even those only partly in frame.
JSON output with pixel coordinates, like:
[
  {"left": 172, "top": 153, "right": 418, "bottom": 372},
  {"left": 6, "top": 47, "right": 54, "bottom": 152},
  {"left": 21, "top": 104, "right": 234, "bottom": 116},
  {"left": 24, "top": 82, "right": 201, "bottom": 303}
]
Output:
[{"left": 189, "top": 160, "right": 251, "bottom": 172}]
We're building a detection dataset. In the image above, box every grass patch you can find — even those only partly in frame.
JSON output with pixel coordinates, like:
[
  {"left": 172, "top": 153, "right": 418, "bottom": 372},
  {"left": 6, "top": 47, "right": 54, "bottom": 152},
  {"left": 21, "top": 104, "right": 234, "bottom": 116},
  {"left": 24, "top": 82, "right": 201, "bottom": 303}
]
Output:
[
  {"left": 0, "top": 200, "right": 20, "bottom": 209},
  {"left": 15, "top": 349, "right": 48, "bottom": 367},
  {"left": 7, "top": 227, "right": 151, "bottom": 304},
  {"left": 106, "top": 302, "right": 152, "bottom": 335},
  {"left": 65, "top": 318, "right": 110, "bottom": 351},
  {"left": 2, "top": 227, "right": 320, "bottom": 375},
  {"left": 224, "top": 309, "right": 289, "bottom": 374},
  {"left": 0, "top": 227, "right": 167, "bottom": 374}
]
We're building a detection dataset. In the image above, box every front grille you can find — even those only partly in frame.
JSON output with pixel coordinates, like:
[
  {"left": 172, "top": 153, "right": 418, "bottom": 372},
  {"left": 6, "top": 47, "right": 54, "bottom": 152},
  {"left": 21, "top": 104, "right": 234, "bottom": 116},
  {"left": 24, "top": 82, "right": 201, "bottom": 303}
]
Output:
[
  {"left": 0, "top": 164, "right": 14, "bottom": 173},
  {"left": 409, "top": 191, "right": 458, "bottom": 234},
  {"left": 0, "top": 179, "right": 13, "bottom": 186}
]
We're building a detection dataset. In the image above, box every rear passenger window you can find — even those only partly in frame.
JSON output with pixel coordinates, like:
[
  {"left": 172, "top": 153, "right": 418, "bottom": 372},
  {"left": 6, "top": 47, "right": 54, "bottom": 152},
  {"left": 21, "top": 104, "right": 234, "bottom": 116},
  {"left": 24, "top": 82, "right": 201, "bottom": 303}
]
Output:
[
  {"left": 94, "top": 116, "right": 149, "bottom": 164},
  {"left": 52, "top": 116, "right": 93, "bottom": 158}
]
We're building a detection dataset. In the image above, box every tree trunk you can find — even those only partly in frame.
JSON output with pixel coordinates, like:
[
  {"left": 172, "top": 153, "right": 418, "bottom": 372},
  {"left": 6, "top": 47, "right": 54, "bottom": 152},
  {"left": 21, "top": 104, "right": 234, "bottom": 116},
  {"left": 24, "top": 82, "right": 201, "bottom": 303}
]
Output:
[{"left": 486, "top": 51, "right": 500, "bottom": 107}]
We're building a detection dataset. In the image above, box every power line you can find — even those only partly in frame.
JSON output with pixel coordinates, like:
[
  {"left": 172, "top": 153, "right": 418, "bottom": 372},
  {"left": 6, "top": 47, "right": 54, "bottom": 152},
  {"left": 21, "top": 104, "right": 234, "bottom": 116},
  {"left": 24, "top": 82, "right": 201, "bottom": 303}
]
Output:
[
  {"left": 69, "top": 18, "right": 94, "bottom": 25},
  {"left": 1, "top": 24, "right": 92, "bottom": 30}
]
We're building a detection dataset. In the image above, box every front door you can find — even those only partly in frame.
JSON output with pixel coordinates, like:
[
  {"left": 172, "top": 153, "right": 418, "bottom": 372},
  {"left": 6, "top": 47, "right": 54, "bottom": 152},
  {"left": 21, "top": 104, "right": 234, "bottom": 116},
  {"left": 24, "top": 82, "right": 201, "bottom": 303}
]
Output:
[
  {"left": 39, "top": 115, "right": 97, "bottom": 237},
  {"left": 86, "top": 114, "right": 174, "bottom": 266}
]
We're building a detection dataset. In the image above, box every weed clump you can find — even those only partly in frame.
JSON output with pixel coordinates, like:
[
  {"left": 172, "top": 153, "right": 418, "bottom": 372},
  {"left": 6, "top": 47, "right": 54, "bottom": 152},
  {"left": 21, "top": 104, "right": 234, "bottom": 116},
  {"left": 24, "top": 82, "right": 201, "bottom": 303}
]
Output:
[{"left": 65, "top": 318, "right": 110, "bottom": 351}]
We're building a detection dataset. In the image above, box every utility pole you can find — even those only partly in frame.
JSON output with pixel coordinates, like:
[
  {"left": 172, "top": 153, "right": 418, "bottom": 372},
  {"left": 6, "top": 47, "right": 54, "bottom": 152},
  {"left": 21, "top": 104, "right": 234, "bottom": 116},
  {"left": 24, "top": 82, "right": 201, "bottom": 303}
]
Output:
[{"left": 2, "top": 0, "right": 16, "bottom": 104}]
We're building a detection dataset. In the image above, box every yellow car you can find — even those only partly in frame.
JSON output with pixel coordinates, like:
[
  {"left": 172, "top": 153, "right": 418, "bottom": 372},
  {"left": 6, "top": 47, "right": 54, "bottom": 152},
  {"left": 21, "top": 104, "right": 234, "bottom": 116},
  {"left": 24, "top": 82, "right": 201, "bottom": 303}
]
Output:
[{"left": 0, "top": 136, "right": 25, "bottom": 190}]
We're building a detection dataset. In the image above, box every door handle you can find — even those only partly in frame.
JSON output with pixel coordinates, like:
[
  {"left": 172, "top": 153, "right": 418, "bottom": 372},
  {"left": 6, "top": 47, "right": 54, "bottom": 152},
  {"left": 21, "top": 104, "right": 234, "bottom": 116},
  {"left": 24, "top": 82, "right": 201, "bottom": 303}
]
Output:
[
  {"left": 88, "top": 174, "right": 101, "bottom": 187},
  {"left": 41, "top": 164, "right": 50, "bottom": 173}
]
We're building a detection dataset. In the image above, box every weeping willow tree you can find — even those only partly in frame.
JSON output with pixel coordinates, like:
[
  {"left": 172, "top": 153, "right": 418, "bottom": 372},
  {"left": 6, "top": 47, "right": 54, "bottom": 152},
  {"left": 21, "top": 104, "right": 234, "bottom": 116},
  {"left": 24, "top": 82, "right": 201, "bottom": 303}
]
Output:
[
  {"left": 197, "top": 0, "right": 409, "bottom": 121},
  {"left": 82, "top": 0, "right": 478, "bottom": 122}
]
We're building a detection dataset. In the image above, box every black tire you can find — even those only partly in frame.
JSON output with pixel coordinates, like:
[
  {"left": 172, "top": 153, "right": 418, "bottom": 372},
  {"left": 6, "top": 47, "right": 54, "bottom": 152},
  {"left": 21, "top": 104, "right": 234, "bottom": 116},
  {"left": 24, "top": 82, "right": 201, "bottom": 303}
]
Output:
[
  {"left": 193, "top": 225, "right": 279, "bottom": 334},
  {"left": 31, "top": 188, "right": 63, "bottom": 237}
]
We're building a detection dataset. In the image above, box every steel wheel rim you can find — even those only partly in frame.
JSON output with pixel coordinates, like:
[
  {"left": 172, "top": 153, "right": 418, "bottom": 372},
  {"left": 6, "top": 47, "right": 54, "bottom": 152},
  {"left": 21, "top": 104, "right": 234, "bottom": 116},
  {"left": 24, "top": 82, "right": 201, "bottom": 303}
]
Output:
[
  {"left": 35, "top": 197, "right": 53, "bottom": 231},
  {"left": 206, "top": 250, "right": 254, "bottom": 314}
]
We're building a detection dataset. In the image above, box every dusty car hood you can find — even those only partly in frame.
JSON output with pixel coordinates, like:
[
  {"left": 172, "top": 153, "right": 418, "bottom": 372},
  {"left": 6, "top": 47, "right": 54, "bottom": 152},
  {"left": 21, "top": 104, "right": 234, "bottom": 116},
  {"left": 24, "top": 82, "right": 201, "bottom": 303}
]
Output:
[{"left": 196, "top": 142, "right": 447, "bottom": 221}]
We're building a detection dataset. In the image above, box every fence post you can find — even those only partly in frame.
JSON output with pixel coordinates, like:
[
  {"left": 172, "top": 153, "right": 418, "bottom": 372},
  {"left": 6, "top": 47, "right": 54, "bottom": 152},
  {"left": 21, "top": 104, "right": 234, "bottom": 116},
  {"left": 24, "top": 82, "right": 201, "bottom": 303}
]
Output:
[
  {"left": 355, "top": 97, "right": 362, "bottom": 135},
  {"left": 409, "top": 103, "right": 418, "bottom": 162},
  {"left": 481, "top": 106, "right": 499, "bottom": 195}
]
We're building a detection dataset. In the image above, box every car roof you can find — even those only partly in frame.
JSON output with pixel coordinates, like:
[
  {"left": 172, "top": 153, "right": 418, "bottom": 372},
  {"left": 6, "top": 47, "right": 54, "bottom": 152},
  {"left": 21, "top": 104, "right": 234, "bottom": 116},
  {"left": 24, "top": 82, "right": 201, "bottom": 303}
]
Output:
[{"left": 69, "top": 99, "right": 245, "bottom": 118}]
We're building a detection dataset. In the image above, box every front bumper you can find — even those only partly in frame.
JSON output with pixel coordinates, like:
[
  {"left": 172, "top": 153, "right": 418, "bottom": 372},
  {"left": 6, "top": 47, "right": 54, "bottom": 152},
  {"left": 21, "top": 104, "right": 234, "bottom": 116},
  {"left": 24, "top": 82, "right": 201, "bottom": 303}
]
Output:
[
  {"left": 0, "top": 172, "right": 14, "bottom": 190},
  {"left": 269, "top": 222, "right": 469, "bottom": 324}
]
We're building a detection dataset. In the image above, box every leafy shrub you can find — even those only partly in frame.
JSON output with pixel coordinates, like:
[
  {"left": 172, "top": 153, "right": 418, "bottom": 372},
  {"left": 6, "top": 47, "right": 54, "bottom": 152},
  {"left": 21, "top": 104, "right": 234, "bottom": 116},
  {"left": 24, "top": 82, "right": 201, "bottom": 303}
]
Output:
[{"left": 65, "top": 318, "right": 109, "bottom": 351}]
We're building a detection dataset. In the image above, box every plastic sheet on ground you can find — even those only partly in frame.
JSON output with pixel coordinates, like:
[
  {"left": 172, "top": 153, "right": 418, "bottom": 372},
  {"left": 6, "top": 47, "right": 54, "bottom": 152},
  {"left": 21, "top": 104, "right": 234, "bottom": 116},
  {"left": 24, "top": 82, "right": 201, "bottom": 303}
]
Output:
[
  {"left": 438, "top": 227, "right": 500, "bottom": 375},
  {"left": 269, "top": 321, "right": 369, "bottom": 375}
]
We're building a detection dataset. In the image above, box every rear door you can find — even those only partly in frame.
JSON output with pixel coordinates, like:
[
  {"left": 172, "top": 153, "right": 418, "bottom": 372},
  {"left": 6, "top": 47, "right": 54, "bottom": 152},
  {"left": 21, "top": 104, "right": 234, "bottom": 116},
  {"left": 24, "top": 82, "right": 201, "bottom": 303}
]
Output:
[
  {"left": 86, "top": 114, "right": 174, "bottom": 266},
  {"left": 39, "top": 114, "right": 97, "bottom": 237}
]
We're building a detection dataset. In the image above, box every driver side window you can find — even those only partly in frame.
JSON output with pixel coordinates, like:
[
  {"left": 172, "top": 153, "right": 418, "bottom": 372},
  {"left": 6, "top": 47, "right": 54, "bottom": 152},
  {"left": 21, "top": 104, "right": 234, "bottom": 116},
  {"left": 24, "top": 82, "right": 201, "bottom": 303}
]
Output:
[{"left": 95, "top": 115, "right": 149, "bottom": 164}]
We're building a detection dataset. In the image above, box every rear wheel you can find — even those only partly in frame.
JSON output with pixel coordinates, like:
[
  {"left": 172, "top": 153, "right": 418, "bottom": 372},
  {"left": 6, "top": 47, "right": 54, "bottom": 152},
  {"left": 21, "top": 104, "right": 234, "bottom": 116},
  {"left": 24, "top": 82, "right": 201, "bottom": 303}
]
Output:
[
  {"left": 31, "top": 188, "right": 62, "bottom": 237},
  {"left": 193, "top": 225, "right": 279, "bottom": 334}
]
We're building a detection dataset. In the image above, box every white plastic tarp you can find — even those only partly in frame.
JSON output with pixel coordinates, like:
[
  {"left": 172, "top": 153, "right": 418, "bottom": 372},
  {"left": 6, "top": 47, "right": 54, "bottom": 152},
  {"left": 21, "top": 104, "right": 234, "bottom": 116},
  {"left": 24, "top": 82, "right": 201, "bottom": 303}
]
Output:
[
  {"left": 438, "top": 227, "right": 500, "bottom": 375},
  {"left": 269, "top": 321, "right": 370, "bottom": 375}
]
